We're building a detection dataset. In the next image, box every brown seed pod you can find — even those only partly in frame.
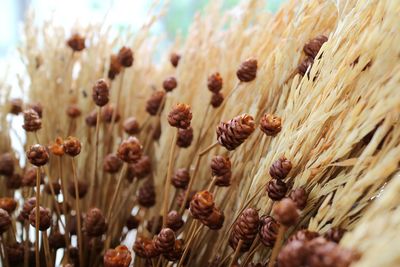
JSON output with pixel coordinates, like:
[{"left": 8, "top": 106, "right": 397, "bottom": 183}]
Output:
[
  {"left": 104, "top": 245, "right": 132, "bottom": 267},
  {"left": 288, "top": 188, "right": 308, "bottom": 210},
  {"left": 189, "top": 191, "right": 215, "bottom": 220},
  {"left": 0, "top": 208, "right": 11, "bottom": 234},
  {"left": 171, "top": 168, "right": 190, "bottom": 189},
  {"left": 92, "top": 79, "right": 110, "bottom": 107},
  {"left": 201, "top": 207, "right": 224, "bottom": 230},
  {"left": 146, "top": 90, "right": 165, "bottom": 116},
  {"left": 26, "top": 144, "right": 49, "bottom": 166},
  {"left": 66, "top": 104, "right": 82, "bottom": 118},
  {"left": 211, "top": 155, "right": 232, "bottom": 185},
  {"left": 236, "top": 58, "right": 258, "bottom": 82},
  {"left": 20, "top": 197, "right": 36, "bottom": 220},
  {"left": 176, "top": 126, "right": 193, "bottom": 148},
  {"left": 269, "top": 156, "right": 292, "bottom": 180},
  {"left": 68, "top": 179, "right": 89, "bottom": 199},
  {"left": 68, "top": 214, "right": 83, "bottom": 236},
  {"left": 22, "top": 109, "right": 42, "bottom": 132},
  {"left": 49, "top": 230, "right": 66, "bottom": 250},
  {"left": 210, "top": 92, "right": 224, "bottom": 108},
  {"left": 29, "top": 206, "right": 52, "bottom": 231},
  {"left": 324, "top": 227, "right": 346, "bottom": 243},
  {"left": 27, "top": 103, "right": 43, "bottom": 118},
  {"left": 0, "top": 152, "right": 14, "bottom": 176},
  {"left": 273, "top": 198, "right": 300, "bottom": 227},
  {"left": 267, "top": 179, "right": 288, "bottom": 201},
  {"left": 176, "top": 190, "right": 196, "bottom": 210},
  {"left": 146, "top": 215, "right": 162, "bottom": 234},
  {"left": 133, "top": 236, "right": 160, "bottom": 258},
  {"left": 277, "top": 239, "right": 308, "bottom": 267},
  {"left": 259, "top": 215, "right": 279, "bottom": 247},
  {"left": 5, "top": 242, "right": 24, "bottom": 265},
  {"left": 117, "top": 137, "right": 143, "bottom": 163},
  {"left": 298, "top": 57, "right": 314, "bottom": 77},
  {"left": 9, "top": 98, "right": 23, "bottom": 115},
  {"left": 137, "top": 180, "right": 156, "bottom": 208},
  {"left": 85, "top": 109, "right": 98, "bottom": 127},
  {"left": 126, "top": 155, "right": 152, "bottom": 182},
  {"left": 303, "top": 35, "right": 328, "bottom": 59},
  {"left": 216, "top": 114, "right": 255, "bottom": 150},
  {"left": 170, "top": 53, "right": 181, "bottom": 68},
  {"left": 259, "top": 113, "right": 282, "bottom": 136},
  {"left": 167, "top": 103, "right": 192, "bottom": 129},
  {"left": 117, "top": 46, "right": 134, "bottom": 68},
  {"left": 163, "top": 76, "right": 178, "bottom": 92},
  {"left": 164, "top": 239, "right": 184, "bottom": 262},
  {"left": 50, "top": 137, "right": 65, "bottom": 156},
  {"left": 229, "top": 207, "right": 260, "bottom": 252},
  {"left": 6, "top": 173, "right": 22, "bottom": 189},
  {"left": 101, "top": 104, "right": 121, "bottom": 123},
  {"left": 287, "top": 229, "right": 320, "bottom": 243},
  {"left": 207, "top": 72, "right": 223, "bottom": 93},
  {"left": 63, "top": 136, "right": 81, "bottom": 157},
  {"left": 103, "top": 154, "right": 123, "bottom": 174},
  {"left": 85, "top": 208, "right": 108, "bottom": 237},
  {"left": 152, "top": 120, "right": 162, "bottom": 140},
  {"left": 67, "top": 33, "right": 85, "bottom": 52},
  {"left": 126, "top": 215, "right": 140, "bottom": 230},
  {"left": 44, "top": 181, "right": 61, "bottom": 195},
  {"left": 166, "top": 210, "right": 184, "bottom": 232},
  {"left": 154, "top": 228, "right": 176, "bottom": 253},
  {"left": 123, "top": 117, "right": 140, "bottom": 135},
  {"left": 22, "top": 167, "right": 44, "bottom": 187},
  {"left": 108, "top": 54, "right": 122, "bottom": 80}
]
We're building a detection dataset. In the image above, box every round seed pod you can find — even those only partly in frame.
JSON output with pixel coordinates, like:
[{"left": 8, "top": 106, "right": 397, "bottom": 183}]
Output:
[
  {"left": 324, "top": 227, "right": 346, "bottom": 243},
  {"left": 273, "top": 198, "right": 300, "bottom": 227},
  {"left": 176, "top": 127, "right": 193, "bottom": 148},
  {"left": 22, "top": 167, "right": 44, "bottom": 187},
  {"left": 6, "top": 173, "right": 22, "bottom": 189},
  {"left": 259, "top": 114, "right": 282, "bottom": 136},
  {"left": 27, "top": 103, "right": 43, "bottom": 118},
  {"left": 123, "top": 117, "right": 140, "bottom": 135},
  {"left": 117, "top": 47, "right": 134, "bottom": 68},
  {"left": 68, "top": 214, "right": 83, "bottom": 236},
  {"left": 0, "top": 152, "right": 14, "bottom": 176},
  {"left": 50, "top": 137, "right": 65, "bottom": 156},
  {"left": 103, "top": 154, "right": 123, "bottom": 174},
  {"left": 108, "top": 54, "right": 122, "bottom": 80},
  {"left": 44, "top": 181, "right": 61, "bottom": 195},
  {"left": 126, "top": 155, "right": 152, "bottom": 182},
  {"left": 288, "top": 188, "right": 308, "bottom": 210},
  {"left": 68, "top": 179, "right": 89, "bottom": 199},
  {"left": 211, "top": 155, "right": 232, "bottom": 187},
  {"left": 146, "top": 91, "right": 165, "bottom": 116},
  {"left": 207, "top": 72, "right": 223, "bottom": 93},
  {"left": 63, "top": 136, "right": 81, "bottom": 157},
  {"left": 236, "top": 58, "right": 257, "bottom": 82},
  {"left": 104, "top": 245, "right": 132, "bottom": 267},
  {"left": 164, "top": 239, "right": 184, "bottom": 262},
  {"left": 137, "top": 180, "right": 156, "bottom": 208},
  {"left": 9, "top": 98, "right": 23, "bottom": 115},
  {"left": 0, "top": 198, "right": 17, "bottom": 214},
  {"left": 152, "top": 121, "right": 162, "bottom": 140},
  {"left": 229, "top": 208, "right": 260, "bottom": 252},
  {"left": 210, "top": 92, "right": 224, "bottom": 108},
  {"left": 189, "top": 191, "right": 215, "bottom": 220},
  {"left": 29, "top": 207, "right": 52, "bottom": 231},
  {"left": 171, "top": 168, "right": 190, "bottom": 189},
  {"left": 92, "top": 79, "right": 110, "bottom": 107},
  {"left": 49, "top": 230, "right": 66, "bottom": 250},
  {"left": 85, "top": 109, "right": 98, "bottom": 127},
  {"left": 66, "top": 104, "right": 82, "bottom": 119},
  {"left": 170, "top": 53, "right": 181, "bottom": 68},
  {"left": 117, "top": 137, "right": 142, "bottom": 163},
  {"left": 298, "top": 57, "right": 314, "bottom": 77},
  {"left": 101, "top": 104, "right": 121, "bottom": 123},
  {"left": 277, "top": 239, "right": 308, "bottom": 267},
  {"left": 201, "top": 207, "right": 224, "bottom": 230},
  {"left": 126, "top": 215, "right": 140, "bottom": 230},
  {"left": 0, "top": 208, "right": 11, "bottom": 234},
  {"left": 167, "top": 103, "right": 192, "bottom": 129},
  {"left": 216, "top": 114, "right": 255, "bottom": 150},
  {"left": 303, "top": 35, "right": 328, "bottom": 59},
  {"left": 22, "top": 109, "right": 42, "bottom": 132},
  {"left": 154, "top": 228, "right": 176, "bottom": 253},
  {"left": 166, "top": 210, "right": 184, "bottom": 232},
  {"left": 26, "top": 144, "right": 49, "bottom": 166},
  {"left": 133, "top": 236, "right": 160, "bottom": 258},
  {"left": 85, "top": 208, "right": 108, "bottom": 237},
  {"left": 146, "top": 215, "right": 162, "bottom": 234},
  {"left": 267, "top": 179, "right": 288, "bottom": 201},
  {"left": 20, "top": 197, "right": 36, "bottom": 220},
  {"left": 269, "top": 156, "right": 292, "bottom": 180},
  {"left": 287, "top": 229, "right": 320, "bottom": 243},
  {"left": 5, "top": 242, "right": 24, "bottom": 265},
  {"left": 259, "top": 215, "right": 279, "bottom": 247},
  {"left": 67, "top": 33, "right": 85, "bottom": 52},
  {"left": 163, "top": 76, "right": 177, "bottom": 92}
]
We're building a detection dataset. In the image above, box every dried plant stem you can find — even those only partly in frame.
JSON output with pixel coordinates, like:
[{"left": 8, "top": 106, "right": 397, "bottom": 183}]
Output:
[
  {"left": 178, "top": 221, "right": 202, "bottom": 267},
  {"left": 35, "top": 167, "right": 41, "bottom": 267},
  {"left": 179, "top": 141, "right": 218, "bottom": 214},
  {"left": 42, "top": 167, "right": 65, "bottom": 230},
  {"left": 107, "top": 70, "right": 125, "bottom": 151},
  {"left": 57, "top": 156, "right": 70, "bottom": 261},
  {"left": 71, "top": 158, "right": 84, "bottom": 267},
  {"left": 162, "top": 130, "right": 178, "bottom": 227},
  {"left": 24, "top": 222, "right": 29, "bottom": 267},
  {"left": 90, "top": 106, "right": 102, "bottom": 206},
  {"left": 144, "top": 95, "right": 167, "bottom": 154},
  {"left": 268, "top": 225, "right": 286, "bottom": 267},
  {"left": 0, "top": 237, "right": 9, "bottom": 267},
  {"left": 42, "top": 231, "right": 52, "bottom": 267},
  {"left": 229, "top": 239, "right": 243, "bottom": 267},
  {"left": 206, "top": 176, "right": 217, "bottom": 191},
  {"left": 106, "top": 164, "right": 128, "bottom": 225},
  {"left": 34, "top": 131, "right": 40, "bottom": 144},
  {"left": 242, "top": 237, "right": 261, "bottom": 266}
]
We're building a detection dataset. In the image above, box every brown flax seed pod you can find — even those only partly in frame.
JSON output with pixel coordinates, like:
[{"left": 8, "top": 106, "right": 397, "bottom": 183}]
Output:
[
  {"left": 66, "top": 104, "right": 82, "bottom": 118},
  {"left": 0, "top": 152, "right": 14, "bottom": 176},
  {"left": 170, "top": 53, "right": 181, "bottom": 68},
  {"left": 168, "top": 103, "right": 192, "bottom": 129},
  {"left": 287, "top": 229, "right": 320, "bottom": 243},
  {"left": 189, "top": 191, "right": 215, "bottom": 220},
  {"left": 269, "top": 156, "right": 292, "bottom": 180},
  {"left": 6, "top": 173, "right": 22, "bottom": 189},
  {"left": 126, "top": 155, "right": 152, "bottom": 181},
  {"left": 0, "top": 208, "right": 11, "bottom": 234},
  {"left": 163, "top": 76, "right": 178, "bottom": 92},
  {"left": 26, "top": 144, "right": 49, "bottom": 166},
  {"left": 267, "top": 179, "right": 288, "bottom": 201},
  {"left": 103, "top": 154, "right": 123, "bottom": 174},
  {"left": 288, "top": 188, "right": 308, "bottom": 210},
  {"left": 27, "top": 103, "right": 43, "bottom": 118},
  {"left": 92, "top": 79, "right": 110, "bottom": 107},
  {"left": 104, "top": 245, "right": 132, "bottom": 267},
  {"left": 229, "top": 207, "right": 260, "bottom": 252},
  {"left": 68, "top": 179, "right": 88, "bottom": 199},
  {"left": 273, "top": 198, "right": 300, "bottom": 227},
  {"left": 259, "top": 215, "right": 279, "bottom": 247},
  {"left": 324, "top": 227, "right": 346, "bottom": 243},
  {"left": 9, "top": 98, "right": 23, "bottom": 115},
  {"left": 211, "top": 155, "right": 231, "bottom": 177},
  {"left": 29, "top": 207, "right": 51, "bottom": 231},
  {"left": 123, "top": 117, "right": 140, "bottom": 135},
  {"left": 6, "top": 243, "right": 24, "bottom": 265},
  {"left": 49, "top": 230, "right": 66, "bottom": 250},
  {"left": 20, "top": 198, "right": 36, "bottom": 220},
  {"left": 22, "top": 109, "right": 42, "bottom": 132},
  {"left": 216, "top": 114, "right": 255, "bottom": 150},
  {"left": 298, "top": 57, "right": 314, "bottom": 77},
  {"left": 277, "top": 239, "right": 308, "bottom": 267},
  {"left": 164, "top": 239, "right": 184, "bottom": 262},
  {"left": 171, "top": 168, "right": 190, "bottom": 189},
  {"left": 108, "top": 54, "right": 122, "bottom": 80},
  {"left": 44, "top": 181, "right": 61, "bottom": 195},
  {"left": 201, "top": 207, "right": 224, "bottom": 230},
  {"left": 210, "top": 92, "right": 224, "bottom": 108},
  {"left": 236, "top": 58, "right": 258, "bottom": 82},
  {"left": 207, "top": 72, "right": 223, "bottom": 93},
  {"left": 259, "top": 113, "right": 282, "bottom": 136},
  {"left": 86, "top": 109, "right": 98, "bottom": 127},
  {"left": 85, "top": 208, "right": 107, "bottom": 237},
  {"left": 176, "top": 126, "right": 193, "bottom": 148},
  {"left": 166, "top": 210, "right": 184, "bottom": 232},
  {"left": 67, "top": 33, "right": 85, "bottom": 52},
  {"left": 146, "top": 90, "right": 165, "bottom": 116},
  {"left": 303, "top": 35, "right": 328, "bottom": 59},
  {"left": 154, "top": 228, "right": 176, "bottom": 253},
  {"left": 126, "top": 215, "right": 140, "bottom": 230},
  {"left": 137, "top": 180, "right": 156, "bottom": 208},
  {"left": 102, "top": 104, "right": 121, "bottom": 123},
  {"left": 117, "top": 47, "right": 134, "bottom": 68},
  {"left": 117, "top": 137, "right": 142, "bottom": 163},
  {"left": 63, "top": 136, "right": 81, "bottom": 157},
  {"left": 133, "top": 236, "right": 160, "bottom": 258}
]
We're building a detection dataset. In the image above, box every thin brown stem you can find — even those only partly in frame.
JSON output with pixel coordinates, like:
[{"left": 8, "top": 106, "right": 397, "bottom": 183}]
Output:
[
  {"left": 42, "top": 167, "right": 65, "bottom": 230},
  {"left": 178, "top": 221, "right": 202, "bottom": 267},
  {"left": 90, "top": 106, "right": 102, "bottom": 206},
  {"left": 35, "top": 167, "right": 41, "bottom": 267},
  {"left": 24, "top": 222, "right": 29, "bottom": 267},
  {"left": 42, "top": 231, "right": 52, "bottom": 267},
  {"left": 229, "top": 239, "right": 243, "bottom": 267},
  {"left": 106, "top": 164, "right": 128, "bottom": 224},
  {"left": 268, "top": 226, "right": 286, "bottom": 267},
  {"left": 57, "top": 156, "right": 70, "bottom": 261},
  {"left": 0, "top": 237, "right": 9, "bottom": 267},
  {"left": 206, "top": 176, "right": 217, "bottom": 192},
  {"left": 71, "top": 158, "right": 84, "bottom": 267},
  {"left": 107, "top": 70, "right": 125, "bottom": 151}
]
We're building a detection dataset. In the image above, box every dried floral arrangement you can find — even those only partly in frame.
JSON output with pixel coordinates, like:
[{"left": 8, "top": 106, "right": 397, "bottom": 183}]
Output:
[{"left": 0, "top": 0, "right": 399, "bottom": 266}]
